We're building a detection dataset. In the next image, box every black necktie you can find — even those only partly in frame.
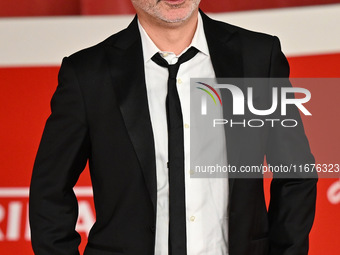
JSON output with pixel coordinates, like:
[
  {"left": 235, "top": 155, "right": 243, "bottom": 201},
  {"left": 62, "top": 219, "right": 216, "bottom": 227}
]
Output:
[{"left": 152, "top": 47, "right": 199, "bottom": 255}]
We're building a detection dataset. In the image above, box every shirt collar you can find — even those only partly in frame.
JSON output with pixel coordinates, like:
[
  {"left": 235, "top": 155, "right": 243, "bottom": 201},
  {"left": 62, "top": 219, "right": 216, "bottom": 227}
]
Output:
[{"left": 138, "top": 13, "right": 210, "bottom": 64}]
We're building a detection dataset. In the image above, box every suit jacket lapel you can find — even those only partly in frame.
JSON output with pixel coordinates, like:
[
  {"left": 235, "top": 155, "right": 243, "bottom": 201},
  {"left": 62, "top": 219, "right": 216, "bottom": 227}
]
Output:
[
  {"left": 106, "top": 16, "right": 157, "bottom": 214},
  {"left": 201, "top": 11, "right": 245, "bottom": 197}
]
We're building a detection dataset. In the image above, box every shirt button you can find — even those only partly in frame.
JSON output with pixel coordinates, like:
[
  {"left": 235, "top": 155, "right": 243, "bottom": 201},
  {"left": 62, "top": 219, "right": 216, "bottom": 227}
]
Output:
[
  {"left": 177, "top": 78, "right": 182, "bottom": 84},
  {"left": 171, "top": 58, "right": 178, "bottom": 64},
  {"left": 190, "top": 216, "right": 196, "bottom": 222},
  {"left": 190, "top": 169, "right": 195, "bottom": 175},
  {"left": 184, "top": 124, "right": 190, "bottom": 129},
  {"left": 162, "top": 52, "right": 168, "bottom": 57}
]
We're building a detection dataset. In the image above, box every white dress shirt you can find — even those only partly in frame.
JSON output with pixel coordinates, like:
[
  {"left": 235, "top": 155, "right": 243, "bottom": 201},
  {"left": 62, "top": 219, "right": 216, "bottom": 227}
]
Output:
[{"left": 138, "top": 14, "right": 229, "bottom": 255}]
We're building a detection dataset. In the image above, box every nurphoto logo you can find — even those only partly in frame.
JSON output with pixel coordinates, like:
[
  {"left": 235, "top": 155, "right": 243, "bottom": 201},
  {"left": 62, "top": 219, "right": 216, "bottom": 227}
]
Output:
[{"left": 195, "top": 79, "right": 312, "bottom": 128}]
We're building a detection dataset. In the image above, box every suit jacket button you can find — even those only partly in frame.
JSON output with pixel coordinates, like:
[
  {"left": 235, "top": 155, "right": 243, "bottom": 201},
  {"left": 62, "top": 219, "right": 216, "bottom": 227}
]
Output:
[{"left": 150, "top": 226, "right": 156, "bottom": 233}]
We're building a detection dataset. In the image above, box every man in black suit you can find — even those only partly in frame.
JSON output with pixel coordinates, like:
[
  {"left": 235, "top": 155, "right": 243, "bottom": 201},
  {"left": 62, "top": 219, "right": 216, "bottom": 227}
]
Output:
[{"left": 29, "top": 0, "right": 317, "bottom": 254}]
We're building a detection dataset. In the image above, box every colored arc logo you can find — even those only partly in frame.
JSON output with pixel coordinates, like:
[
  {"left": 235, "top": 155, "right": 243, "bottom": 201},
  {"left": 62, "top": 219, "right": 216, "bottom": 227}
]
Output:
[{"left": 196, "top": 82, "right": 222, "bottom": 106}]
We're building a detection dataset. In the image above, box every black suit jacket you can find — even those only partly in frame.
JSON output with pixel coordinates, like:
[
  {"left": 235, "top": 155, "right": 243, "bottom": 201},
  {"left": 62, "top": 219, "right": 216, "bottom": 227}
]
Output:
[{"left": 29, "top": 12, "right": 317, "bottom": 255}]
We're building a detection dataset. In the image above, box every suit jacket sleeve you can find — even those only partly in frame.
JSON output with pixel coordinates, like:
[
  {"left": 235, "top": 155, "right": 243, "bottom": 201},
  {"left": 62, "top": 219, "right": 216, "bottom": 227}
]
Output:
[
  {"left": 29, "top": 57, "right": 90, "bottom": 255},
  {"left": 266, "top": 37, "right": 317, "bottom": 255}
]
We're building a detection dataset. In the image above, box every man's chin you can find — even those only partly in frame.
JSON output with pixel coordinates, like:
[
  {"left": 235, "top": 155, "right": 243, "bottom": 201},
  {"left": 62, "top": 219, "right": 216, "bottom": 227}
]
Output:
[{"left": 156, "top": 8, "right": 197, "bottom": 24}]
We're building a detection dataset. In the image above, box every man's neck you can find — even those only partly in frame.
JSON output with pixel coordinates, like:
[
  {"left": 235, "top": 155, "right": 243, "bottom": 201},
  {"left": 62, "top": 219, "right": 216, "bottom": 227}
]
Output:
[{"left": 138, "top": 10, "right": 199, "bottom": 55}]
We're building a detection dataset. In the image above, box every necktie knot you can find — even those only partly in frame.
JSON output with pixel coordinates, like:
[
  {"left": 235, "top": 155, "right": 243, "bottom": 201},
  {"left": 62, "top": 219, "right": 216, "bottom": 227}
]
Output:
[
  {"left": 168, "top": 65, "right": 180, "bottom": 80},
  {"left": 151, "top": 47, "right": 199, "bottom": 79}
]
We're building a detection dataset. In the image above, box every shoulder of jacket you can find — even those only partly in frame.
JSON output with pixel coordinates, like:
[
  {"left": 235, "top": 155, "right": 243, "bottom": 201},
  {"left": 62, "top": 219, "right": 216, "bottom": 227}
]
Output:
[{"left": 203, "top": 12, "right": 277, "bottom": 46}]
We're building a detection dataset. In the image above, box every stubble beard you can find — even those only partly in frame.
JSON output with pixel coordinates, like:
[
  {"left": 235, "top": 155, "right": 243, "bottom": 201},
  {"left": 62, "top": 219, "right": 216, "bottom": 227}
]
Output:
[{"left": 139, "top": 0, "right": 200, "bottom": 24}]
